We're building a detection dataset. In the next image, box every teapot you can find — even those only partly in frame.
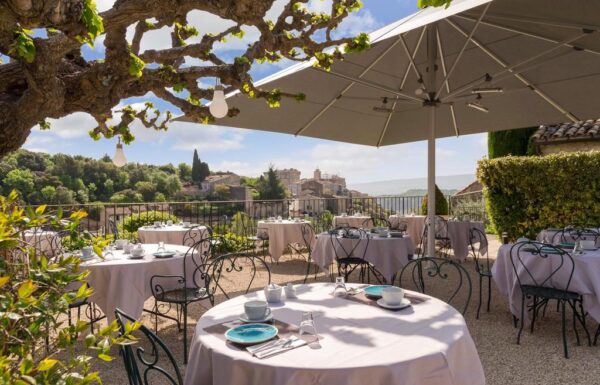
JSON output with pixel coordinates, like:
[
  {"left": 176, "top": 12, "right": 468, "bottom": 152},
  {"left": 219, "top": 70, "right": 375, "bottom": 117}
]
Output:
[{"left": 264, "top": 283, "right": 283, "bottom": 303}]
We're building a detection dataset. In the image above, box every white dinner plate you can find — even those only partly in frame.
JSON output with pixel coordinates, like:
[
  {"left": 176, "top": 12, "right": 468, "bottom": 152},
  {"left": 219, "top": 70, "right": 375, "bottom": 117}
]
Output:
[{"left": 376, "top": 298, "right": 411, "bottom": 310}]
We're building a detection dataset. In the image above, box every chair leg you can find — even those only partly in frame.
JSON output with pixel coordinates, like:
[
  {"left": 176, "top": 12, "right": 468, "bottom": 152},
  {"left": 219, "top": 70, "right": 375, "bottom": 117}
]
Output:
[
  {"left": 486, "top": 276, "right": 492, "bottom": 312},
  {"left": 530, "top": 296, "right": 537, "bottom": 334},
  {"left": 476, "top": 275, "right": 482, "bottom": 320},
  {"left": 594, "top": 324, "right": 600, "bottom": 346},
  {"left": 183, "top": 303, "right": 189, "bottom": 365},
  {"left": 561, "top": 300, "right": 569, "bottom": 358},
  {"left": 571, "top": 301, "right": 580, "bottom": 346},
  {"left": 517, "top": 295, "right": 525, "bottom": 345}
]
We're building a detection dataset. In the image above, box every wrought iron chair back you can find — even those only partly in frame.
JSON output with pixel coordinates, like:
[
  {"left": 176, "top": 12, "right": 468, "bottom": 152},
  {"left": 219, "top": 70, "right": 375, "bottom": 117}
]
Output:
[
  {"left": 329, "top": 227, "right": 369, "bottom": 261},
  {"left": 552, "top": 227, "right": 599, "bottom": 245},
  {"left": 114, "top": 308, "right": 183, "bottom": 385},
  {"left": 469, "top": 227, "right": 490, "bottom": 274},
  {"left": 397, "top": 257, "right": 472, "bottom": 315},
  {"left": 301, "top": 223, "right": 316, "bottom": 254},
  {"left": 368, "top": 216, "right": 391, "bottom": 228},
  {"left": 200, "top": 252, "right": 271, "bottom": 305},
  {"left": 509, "top": 241, "right": 575, "bottom": 292},
  {"left": 107, "top": 216, "right": 119, "bottom": 239},
  {"left": 182, "top": 225, "right": 211, "bottom": 247}
]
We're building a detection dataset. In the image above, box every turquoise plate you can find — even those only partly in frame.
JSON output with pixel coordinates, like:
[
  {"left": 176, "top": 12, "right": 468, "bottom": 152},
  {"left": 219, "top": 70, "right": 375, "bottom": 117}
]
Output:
[
  {"left": 559, "top": 242, "right": 575, "bottom": 249},
  {"left": 364, "top": 285, "right": 392, "bottom": 298},
  {"left": 523, "top": 247, "right": 564, "bottom": 255},
  {"left": 225, "top": 323, "right": 278, "bottom": 345}
]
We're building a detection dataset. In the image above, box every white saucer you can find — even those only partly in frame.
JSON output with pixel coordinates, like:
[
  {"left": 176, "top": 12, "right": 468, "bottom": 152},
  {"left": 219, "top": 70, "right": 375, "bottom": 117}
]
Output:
[
  {"left": 239, "top": 313, "right": 274, "bottom": 323},
  {"left": 376, "top": 298, "right": 411, "bottom": 310}
]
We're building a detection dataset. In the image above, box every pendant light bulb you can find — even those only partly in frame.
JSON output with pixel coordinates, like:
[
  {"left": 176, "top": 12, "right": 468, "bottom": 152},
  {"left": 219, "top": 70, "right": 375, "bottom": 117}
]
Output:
[
  {"left": 113, "top": 137, "right": 127, "bottom": 167},
  {"left": 209, "top": 84, "right": 228, "bottom": 118}
]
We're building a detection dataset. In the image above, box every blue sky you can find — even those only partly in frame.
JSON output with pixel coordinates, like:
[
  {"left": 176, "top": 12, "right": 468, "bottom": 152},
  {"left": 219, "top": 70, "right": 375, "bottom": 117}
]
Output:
[{"left": 22, "top": 0, "right": 487, "bottom": 185}]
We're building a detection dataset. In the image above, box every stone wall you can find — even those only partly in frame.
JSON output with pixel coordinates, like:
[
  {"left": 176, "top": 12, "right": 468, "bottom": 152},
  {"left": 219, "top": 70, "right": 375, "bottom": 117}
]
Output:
[{"left": 539, "top": 140, "right": 600, "bottom": 155}]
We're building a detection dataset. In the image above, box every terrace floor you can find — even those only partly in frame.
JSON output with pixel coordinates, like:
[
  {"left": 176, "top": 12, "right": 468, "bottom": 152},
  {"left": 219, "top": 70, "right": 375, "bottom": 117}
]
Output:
[{"left": 83, "top": 235, "right": 600, "bottom": 385}]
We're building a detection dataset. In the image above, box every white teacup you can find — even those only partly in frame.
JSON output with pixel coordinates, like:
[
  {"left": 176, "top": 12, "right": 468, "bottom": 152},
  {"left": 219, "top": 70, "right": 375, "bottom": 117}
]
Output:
[
  {"left": 244, "top": 300, "right": 271, "bottom": 321},
  {"left": 381, "top": 287, "right": 404, "bottom": 306},
  {"left": 580, "top": 240, "right": 596, "bottom": 250},
  {"left": 114, "top": 239, "right": 128, "bottom": 249},
  {"left": 81, "top": 246, "right": 93, "bottom": 259}
]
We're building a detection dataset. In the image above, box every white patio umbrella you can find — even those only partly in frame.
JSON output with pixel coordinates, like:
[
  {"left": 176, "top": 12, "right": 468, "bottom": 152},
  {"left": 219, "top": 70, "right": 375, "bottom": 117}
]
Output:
[{"left": 177, "top": 0, "right": 600, "bottom": 257}]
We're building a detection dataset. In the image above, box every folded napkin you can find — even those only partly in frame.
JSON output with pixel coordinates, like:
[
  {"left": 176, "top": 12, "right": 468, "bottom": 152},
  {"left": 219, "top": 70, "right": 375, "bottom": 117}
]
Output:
[{"left": 247, "top": 336, "right": 307, "bottom": 359}]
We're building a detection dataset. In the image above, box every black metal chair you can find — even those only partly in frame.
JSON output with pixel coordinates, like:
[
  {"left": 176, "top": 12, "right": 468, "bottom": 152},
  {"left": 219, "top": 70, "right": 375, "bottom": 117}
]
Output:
[
  {"left": 148, "top": 237, "right": 213, "bottom": 364},
  {"left": 469, "top": 227, "right": 492, "bottom": 319},
  {"left": 200, "top": 252, "right": 272, "bottom": 304},
  {"left": 509, "top": 241, "right": 590, "bottom": 358},
  {"left": 397, "top": 256, "right": 472, "bottom": 315},
  {"left": 299, "top": 223, "right": 319, "bottom": 283},
  {"left": 420, "top": 215, "right": 451, "bottom": 258},
  {"left": 114, "top": 308, "right": 183, "bottom": 385},
  {"left": 330, "top": 228, "right": 385, "bottom": 284},
  {"left": 182, "top": 225, "right": 211, "bottom": 247},
  {"left": 551, "top": 227, "right": 600, "bottom": 245},
  {"left": 107, "top": 216, "right": 119, "bottom": 239},
  {"left": 365, "top": 216, "right": 391, "bottom": 228}
]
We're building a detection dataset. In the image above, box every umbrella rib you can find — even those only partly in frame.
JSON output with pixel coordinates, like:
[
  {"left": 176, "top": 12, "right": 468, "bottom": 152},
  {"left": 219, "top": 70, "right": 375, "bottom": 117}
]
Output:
[
  {"left": 295, "top": 35, "right": 414, "bottom": 137},
  {"left": 444, "top": 18, "right": 579, "bottom": 122},
  {"left": 376, "top": 97, "right": 398, "bottom": 147},
  {"left": 436, "top": 26, "right": 459, "bottom": 137},
  {"left": 399, "top": 27, "right": 427, "bottom": 91},
  {"left": 399, "top": 33, "right": 425, "bottom": 86},
  {"left": 434, "top": 2, "right": 491, "bottom": 100},
  {"left": 443, "top": 31, "right": 589, "bottom": 101},
  {"left": 455, "top": 15, "right": 600, "bottom": 57}
]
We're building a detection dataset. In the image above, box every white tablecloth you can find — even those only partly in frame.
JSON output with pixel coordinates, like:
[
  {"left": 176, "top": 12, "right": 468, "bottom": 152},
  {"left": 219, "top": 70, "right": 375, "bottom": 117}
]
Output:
[
  {"left": 332, "top": 215, "right": 373, "bottom": 229},
  {"left": 82, "top": 244, "right": 195, "bottom": 321},
  {"left": 493, "top": 244, "right": 600, "bottom": 323},
  {"left": 311, "top": 234, "right": 415, "bottom": 282},
  {"left": 388, "top": 216, "right": 484, "bottom": 261},
  {"left": 257, "top": 221, "right": 312, "bottom": 261},
  {"left": 184, "top": 283, "right": 485, "bottom": 385},
  {"left": 138, "top": 225, "right": 208, "bottom": 245},
  {"left": 24, "top": 230, "right": 57, "bottom": 253},
  {"left": 537, "top": 228, "right": 600, "bottom": 246}
]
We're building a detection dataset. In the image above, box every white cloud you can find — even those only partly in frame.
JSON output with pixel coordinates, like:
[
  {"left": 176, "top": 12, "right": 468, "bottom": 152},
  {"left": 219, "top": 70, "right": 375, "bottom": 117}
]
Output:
[{"left": 334, "top": 10, "right": 382, "bottom": 37}]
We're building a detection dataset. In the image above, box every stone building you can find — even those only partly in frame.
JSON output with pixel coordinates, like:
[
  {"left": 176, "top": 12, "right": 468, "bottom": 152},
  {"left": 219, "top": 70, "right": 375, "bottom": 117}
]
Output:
[{"left": 532, "top": 119, "right": 600, "bottom": 155}]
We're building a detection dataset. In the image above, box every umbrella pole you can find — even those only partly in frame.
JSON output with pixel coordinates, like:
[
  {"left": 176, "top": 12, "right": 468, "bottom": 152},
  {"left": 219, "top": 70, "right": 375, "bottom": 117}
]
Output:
[
  {"left": 427, "top": 106, "right": 436, "bottom": 258},
  {"left": 426, "top": 24, "right": 437, "bottom": 258}
]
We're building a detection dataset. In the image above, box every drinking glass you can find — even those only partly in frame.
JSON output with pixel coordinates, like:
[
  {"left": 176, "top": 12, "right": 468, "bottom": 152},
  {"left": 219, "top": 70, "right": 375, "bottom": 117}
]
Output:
[
  {"left": 299, "top": 312, "right": 319, "bottom": 340},
  {"left": 332, "top": 276, "right": 347, "bottom": 297},
  {"left": 157, "top": 241, "right": 165, "bottom": 252},
  {"left": 103, "top": 244, "right": 114, "bottom": 259}
]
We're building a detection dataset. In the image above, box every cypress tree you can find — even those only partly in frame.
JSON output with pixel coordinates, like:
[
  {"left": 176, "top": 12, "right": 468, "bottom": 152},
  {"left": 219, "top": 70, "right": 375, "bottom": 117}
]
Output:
[{"left": 191, "top": 149, "right": 202, "bottom": 183}]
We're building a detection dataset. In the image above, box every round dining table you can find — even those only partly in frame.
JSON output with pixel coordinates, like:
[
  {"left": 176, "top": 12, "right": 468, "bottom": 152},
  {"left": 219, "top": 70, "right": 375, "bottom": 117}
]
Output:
[
  {"left": 81, "top": 244, "right": 196, "bottom": 321},
  {"left": 257, "top": 220, "right": 312, "bottom": 261},
  {"left": 311, "top": 233, "right": 414, "bottom": 282},
  {"left": 184, "top": 283, "right": 485, "bottom": 385},
  {"left": 332, "top": 215, "right": 373, "bottom": 229},
  {"left": 24, "top": 229, "right": 57, "bottom": 253},
  {"left": 137, "top": 224, "right": 208, "bottom": 245}
]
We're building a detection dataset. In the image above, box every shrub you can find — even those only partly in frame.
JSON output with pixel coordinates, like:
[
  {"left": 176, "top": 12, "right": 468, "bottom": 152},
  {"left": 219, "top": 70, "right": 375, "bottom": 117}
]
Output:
[
  {"left": 0, "top": 190, "right": 138, "bottom": 384},
  {"left": 87, "top": 201, "right": 104, "bottom": 221},
  {"left": 118, "top": 210, "right": 179, "bottom": 235},
  {"left": 477, "top": 151, "right": 600, "bottom": 240},
  {"left": 488, "top": 126, "right": 537, "bottom": 159},
  {"left": 421, "top": 184, "right": 449, "bottom": 215}
]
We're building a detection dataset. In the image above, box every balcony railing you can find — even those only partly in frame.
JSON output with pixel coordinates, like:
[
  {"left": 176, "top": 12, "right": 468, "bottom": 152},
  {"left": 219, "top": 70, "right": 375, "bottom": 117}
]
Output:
[{"left": 32, "top": 195, "right": 487, "bottom": 234}]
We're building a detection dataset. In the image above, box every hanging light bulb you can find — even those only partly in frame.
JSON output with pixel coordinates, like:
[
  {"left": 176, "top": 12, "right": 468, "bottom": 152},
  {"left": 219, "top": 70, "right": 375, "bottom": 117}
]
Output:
[
  {"left": 113, "top": 137, "right": 127, "bottom": 167},
  {"left": 209, "top": 79, "right": 228, "bottom": 118}
]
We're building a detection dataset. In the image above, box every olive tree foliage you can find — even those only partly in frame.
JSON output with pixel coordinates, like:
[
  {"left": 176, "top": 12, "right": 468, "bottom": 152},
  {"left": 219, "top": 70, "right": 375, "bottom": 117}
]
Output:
[{"left": 0, "top": 0, "right": 378, "bottom": 158}]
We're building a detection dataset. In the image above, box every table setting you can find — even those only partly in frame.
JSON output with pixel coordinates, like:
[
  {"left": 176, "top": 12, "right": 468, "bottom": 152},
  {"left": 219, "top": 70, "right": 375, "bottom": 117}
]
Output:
[
  {"left": 332, "top": 213, "right": 373, "bottom": 229},
  {"left": 74, "top": 242, "right": 194, "bottom": 321},
  {"left": 184, "top": 281, "right": 485, "bottom": 385},
  {"left": 311, "top": 229, "right": 414, "bottom": 282},
  {"left": 137, "top": 221, "right": 208, "bottom": 245},
  {"left": 256, "top": 218, "right": 312, "bottom": 261},
  {"left": 493, "top": 242, "right": 600, "bottom": 324}
]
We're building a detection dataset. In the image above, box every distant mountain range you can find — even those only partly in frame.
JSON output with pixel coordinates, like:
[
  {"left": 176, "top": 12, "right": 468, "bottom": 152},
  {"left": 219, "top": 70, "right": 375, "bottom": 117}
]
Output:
[{"left": 348, "top": 174, "right": 475, "bottom": 196}]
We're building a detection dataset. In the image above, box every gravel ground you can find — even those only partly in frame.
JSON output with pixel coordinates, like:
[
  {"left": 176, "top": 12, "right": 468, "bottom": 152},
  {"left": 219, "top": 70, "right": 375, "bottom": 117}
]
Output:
[{"left": 70, "top": 235, "right": 600, "bottom": 385}]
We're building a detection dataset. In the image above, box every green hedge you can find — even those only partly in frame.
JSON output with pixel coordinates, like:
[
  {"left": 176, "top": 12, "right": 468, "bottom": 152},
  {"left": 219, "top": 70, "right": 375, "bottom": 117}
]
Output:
[
  {"left": 421, "top": 184, "right": 449, "bottom": 215},
  {"left": 488, "top": 127, "right": 537, "bottom": 159},
  {"left": 477, "top": 151, "right": 600, "bottom": 240}
]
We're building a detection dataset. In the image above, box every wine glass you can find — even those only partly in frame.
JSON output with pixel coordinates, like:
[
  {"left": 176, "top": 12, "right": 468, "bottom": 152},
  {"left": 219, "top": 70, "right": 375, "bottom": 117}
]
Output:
[
  {"left": 332, "top": 276, "right": 347, "bottom": 297},
  {"left": 299, "top": 312, "right": 319, "bottom": 341},
  {"left": 157, "top": 241, "right": 165, "bottom": 252}
]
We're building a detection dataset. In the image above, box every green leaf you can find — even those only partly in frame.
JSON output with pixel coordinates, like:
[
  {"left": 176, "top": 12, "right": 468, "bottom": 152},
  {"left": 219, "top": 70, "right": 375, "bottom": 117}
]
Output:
[
  {"left": 0, "top": 276, "right": 10, "bottom": 288},
  {"left": 128, "top": 53, "right": 145, "bottom": 78},
  {"left": 80, "top": 0, "right": 105, "bottom": 46},
  {"left": 98, "top": 353, "right": 113, "bottom": 362},
  {"left": 37, "top": 358, "right": 58, "bottom": 372},
  {"left": 10, "top": 29, "right": 36, "bottom": 63},
  {"left": 18, "top": 280, "right": 37, "bottom": 299}
]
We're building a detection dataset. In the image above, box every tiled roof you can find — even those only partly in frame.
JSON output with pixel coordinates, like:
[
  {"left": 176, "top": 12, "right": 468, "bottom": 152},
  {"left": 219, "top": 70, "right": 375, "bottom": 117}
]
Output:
[{"left": 532, "top": 119, "right": 600, "bottom": 143}]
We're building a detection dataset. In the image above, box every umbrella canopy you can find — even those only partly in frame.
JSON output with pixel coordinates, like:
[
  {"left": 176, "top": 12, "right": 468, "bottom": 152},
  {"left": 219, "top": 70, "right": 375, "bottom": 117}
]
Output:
[{"left": 177, "top": 0, "right": 600, "bottom": 256}]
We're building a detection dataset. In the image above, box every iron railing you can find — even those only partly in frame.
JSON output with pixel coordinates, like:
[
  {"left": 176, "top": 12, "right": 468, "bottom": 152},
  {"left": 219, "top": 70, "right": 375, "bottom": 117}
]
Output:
[{"left": 32, "top": 195, "right": 487, "bottom": 234}]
